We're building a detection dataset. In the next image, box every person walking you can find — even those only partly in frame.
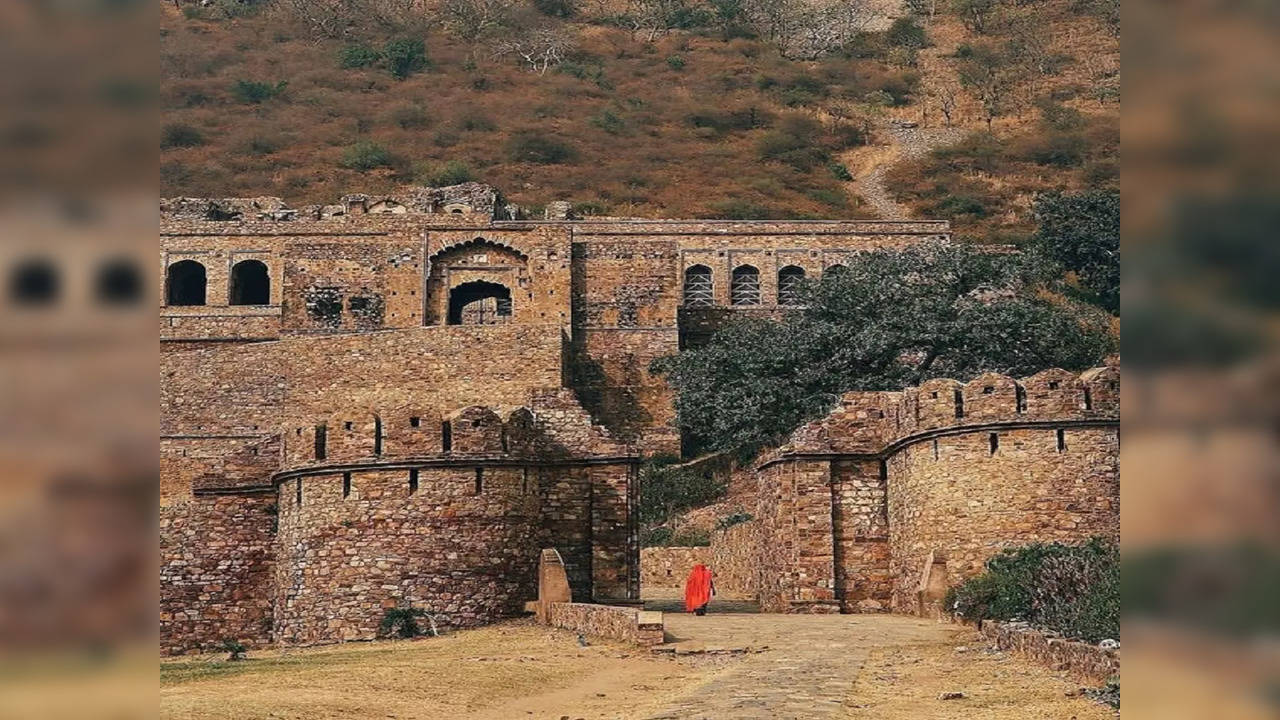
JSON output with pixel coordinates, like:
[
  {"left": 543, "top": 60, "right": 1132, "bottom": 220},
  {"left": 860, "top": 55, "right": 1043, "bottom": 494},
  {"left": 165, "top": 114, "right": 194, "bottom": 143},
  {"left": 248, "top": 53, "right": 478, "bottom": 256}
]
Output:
[{"left": 684, "top": 563, "right": 715, "bottom": 615}]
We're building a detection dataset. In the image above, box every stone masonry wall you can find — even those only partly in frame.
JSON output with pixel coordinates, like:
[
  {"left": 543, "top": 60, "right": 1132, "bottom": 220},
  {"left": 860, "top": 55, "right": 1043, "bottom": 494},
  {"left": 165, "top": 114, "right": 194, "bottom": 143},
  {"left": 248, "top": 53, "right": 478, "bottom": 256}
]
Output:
[
  {"left": 640, "top": 546, "right": 711, "bottom": 590},
  {"left": 160, "top": 494, "right": 276, "bottom": 655},
  {"left": 546, "top": 602, "right": 664, "bottom": 646},
  {"left": 710, "top": 521, "right": 759, "bottom": 599}
]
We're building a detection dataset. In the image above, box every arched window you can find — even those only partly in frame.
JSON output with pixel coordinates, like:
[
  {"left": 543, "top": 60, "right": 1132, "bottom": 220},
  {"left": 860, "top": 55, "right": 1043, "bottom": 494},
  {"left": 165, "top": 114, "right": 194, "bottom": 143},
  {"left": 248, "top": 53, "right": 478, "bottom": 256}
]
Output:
[
  {"left": 165, "top": 260, "right": 206, "bottom": 306},
  {"left": 823, "top": 264, "right": 848, "bottom": 281},
  {"left": 447, "top": 280, "right": 512, "bottom": 325},
  {"left": 229, "top": 259, "right": 270, "bottom": 305},
  {"left": 95, "top": 258, "right": 142, "bottom": 306},
  {"left": 9, "top": 258, "right": 60, "bottom": 306},
  {"left": 730, "top": 265, "right": 760, "bottom": 306},
  {"left": 683, "top": 265, "right": 713, "bottom": 307},
  {"left": 777, "top": 266, "right": 805, "bottom": 306}
]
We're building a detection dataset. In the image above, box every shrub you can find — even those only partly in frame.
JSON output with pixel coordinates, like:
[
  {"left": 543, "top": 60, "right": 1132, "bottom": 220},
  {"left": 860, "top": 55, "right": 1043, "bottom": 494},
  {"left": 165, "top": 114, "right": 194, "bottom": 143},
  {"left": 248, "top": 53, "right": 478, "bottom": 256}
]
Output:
[
  {"left": 389, "top": 103, "right": 430, "bottom": 130},
  {"left": 339, "top": 42, "right": 381, "bottom": 69},
  {"left": 418, "top": 160, "right": 473, "bottom": 186},
  {"left": 384, "top": 38, "right": 428, "bottom": 80},
  {"left": 828, "top": 162, "right": 853, "bottom": 181},
  {"left": 506, "top": 132, "right": 575, "bottom": 164},
  {"left": 1024, "top": 132, "right": 1086, "bottom": 167},
  {"left": 666, "top": 55, "right": 686, "bottom": 70},
  {"left": 641, "top": 526, "right": 674, "bottom": 547},
  {"left": 340, "top": 140, "right": 394, "bottom": 170},
  {"left": 378, "top": 607, "right": 431, "bottom": 638},
  {"left": 590, "top": 109, "right": 625, "bottom": 135},
  {"left": 162, "top": 123, "right": 205, "bottom": 149},
  {"left": 240, "top": 135, "right": 281, "bottom": 156},
  {"left": 232, "top": 79, "right": 285, "bottom": 104},
  {"left": 757, "top": 115, "right": 829, "bottom": 172},
  {"left": 454, "top": 109, "right": 496, "bottom": 132},
  {"left": 716, "top": 511, "right": 753, "bottom": 531},
  {"left": 886, "top": 17, "right": 928, "bottom": 50},
  {"left": 533, "top": 0, "right": 576, "bottom": 17},
  {"left": 672, "top": 528, "right": 711, "bottom": 546},
  {"left": 946, "top": 539, "right": 1118, "bottom": 643},
  {"left": 221, "top": 638, "right": 247, "bottom": 661},
  {"left": 639, "top": 456, "right": 726, "bottom": 529}
]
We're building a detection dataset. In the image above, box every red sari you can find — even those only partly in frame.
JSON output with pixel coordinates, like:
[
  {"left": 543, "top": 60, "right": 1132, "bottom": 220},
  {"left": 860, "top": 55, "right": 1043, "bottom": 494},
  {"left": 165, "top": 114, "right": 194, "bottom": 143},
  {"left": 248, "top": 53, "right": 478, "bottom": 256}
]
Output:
[{"left": 684, "top": 564, "right": 714, "bottom": 613}]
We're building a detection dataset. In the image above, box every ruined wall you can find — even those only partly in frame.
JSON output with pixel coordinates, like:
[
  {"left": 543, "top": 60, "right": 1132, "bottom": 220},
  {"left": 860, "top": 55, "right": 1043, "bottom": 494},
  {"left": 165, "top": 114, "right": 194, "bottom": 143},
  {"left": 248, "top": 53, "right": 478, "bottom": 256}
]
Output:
[
  {"left": 709, "top": 520, "right": 759, "bottom": 599},
  {"left": 831, "top": 459, "right": 892, "bottom": 611},
  {"left": 755, "top": 459, "right": 840, "bottom": 613},
  {"left": 160, "top": 494, "right": 277, "bottom": 654},
  {"left": 272, "top": 467, "right": 541, "bottom": 644},
  {"left": 640, "top": 546, "right": 711, "bottom": 590}
]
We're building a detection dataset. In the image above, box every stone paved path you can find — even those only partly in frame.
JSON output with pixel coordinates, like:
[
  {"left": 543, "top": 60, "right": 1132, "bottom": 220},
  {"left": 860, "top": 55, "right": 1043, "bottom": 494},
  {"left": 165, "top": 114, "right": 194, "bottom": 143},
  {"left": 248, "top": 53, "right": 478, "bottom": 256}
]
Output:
[{"left": 642, "top": 612, "right": 963, "bottom": 720}]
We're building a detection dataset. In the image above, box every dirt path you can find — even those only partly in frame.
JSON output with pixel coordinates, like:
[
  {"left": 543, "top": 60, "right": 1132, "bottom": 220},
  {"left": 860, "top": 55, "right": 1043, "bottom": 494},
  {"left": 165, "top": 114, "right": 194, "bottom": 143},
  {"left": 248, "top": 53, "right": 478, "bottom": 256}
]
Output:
[
  {"left": 162, "top": 614, "right": 1112, "bottom": 720},
  {"left": 843, "top": 123, "right": 965, "bottom": 220}
]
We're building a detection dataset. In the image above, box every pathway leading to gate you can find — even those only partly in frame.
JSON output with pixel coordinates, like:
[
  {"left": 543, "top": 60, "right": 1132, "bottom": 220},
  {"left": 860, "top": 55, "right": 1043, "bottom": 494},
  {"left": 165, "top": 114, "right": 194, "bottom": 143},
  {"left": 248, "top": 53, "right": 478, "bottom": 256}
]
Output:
[{"left": 642, "top": 596, "right": 965, "bottom": 720}]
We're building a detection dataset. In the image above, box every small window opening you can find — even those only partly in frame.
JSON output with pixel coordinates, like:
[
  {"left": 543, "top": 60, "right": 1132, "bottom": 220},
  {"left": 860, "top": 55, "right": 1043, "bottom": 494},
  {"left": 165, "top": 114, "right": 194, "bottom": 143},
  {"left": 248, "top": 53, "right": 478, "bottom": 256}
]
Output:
[
  {"left": 982, "top": 385, "right": 995, "bottom": 394},
  {"left": 1109, "top": 381, "right": 1118, "bottom": 390},
  {"left": 1083, "top": 388, "right": 1094, "bottom": 410},
  {"left": 1048, "top": 381, "right": 1060, "bottom": 390},
  {"left": 373, "top": 417, "right": 383, "bottom": 456},
  {"left": 296, "top": 479, "right": 303, "bottom": 506},
  {"left": 730, "top": 265, "right": 761, "bottom": 306},
  {"left": 474, "top": 467, "right": 483, "bottom": 494},
  {"left": 471, "top": 419, "right": 481, "bottom": 427},
  {"left": 1015, "top": 385, "right": 1027, "bottom": 413},
  {"left": 878, "top": 460, "right": 888, "bottom": 482},
  {"left": 344, "top": 421, "right": 353, "bottom": 431},
  {"left": 522, "top": 467, "right": 529, "bottom": 494},
  {"left": 342, "top": 472, "right": 351, "bottom": 498},
  {"left": 229, "top": 259, "right": 270, "bottom": 305},
  {"left": 165, "top": 259, "right": 206, "bottom": 306},
  {"left": 989, "top": 433, "right": 999, "bottom": 455},
  {"left": 408, "top": 468, "right": 419, "bottom": 494},
  {"left": 410, "top": 416, "right": 421, "bottom": 428},
  {"left": 683, "top": 265, "right": 713, "bottom": 307},
  {"left": 501, "top": 428, "right": 508, "bottom": 453},
  {"left": 933, "top": 439, "right": 939, "bottom": 460},
  {"left": 95, "top": 258, "right": 143, "bottom": 306},
  {"left": 1056, "top": 429, "right": 1066, "bottom": 452},
  {"left": 930, "top": 392, "right": 938, "bottom": 399},
  {"left": 314, "top": 424, "right": 327, "bottom": 460},
  {"left": 442, "top": 421, "right": 452, "bottom": 453},
  {"left": 954, "top": 390, "right": 964, "bottom": 418}
]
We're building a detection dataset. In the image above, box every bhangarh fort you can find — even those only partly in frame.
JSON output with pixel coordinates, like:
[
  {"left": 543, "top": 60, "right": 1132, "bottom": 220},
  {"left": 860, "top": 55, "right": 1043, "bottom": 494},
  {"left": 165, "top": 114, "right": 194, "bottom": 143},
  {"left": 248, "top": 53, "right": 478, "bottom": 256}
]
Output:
[{"left": 160, "top": 182, "right": 1118, "bottom": 655}]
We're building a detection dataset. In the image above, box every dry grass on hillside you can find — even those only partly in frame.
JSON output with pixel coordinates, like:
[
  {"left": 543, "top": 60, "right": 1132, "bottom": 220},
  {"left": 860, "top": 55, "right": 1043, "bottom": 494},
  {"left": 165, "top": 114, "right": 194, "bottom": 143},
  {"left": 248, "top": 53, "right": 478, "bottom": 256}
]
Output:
[{"left": 161, "top": 6, "right": 922, "bottom": 218}]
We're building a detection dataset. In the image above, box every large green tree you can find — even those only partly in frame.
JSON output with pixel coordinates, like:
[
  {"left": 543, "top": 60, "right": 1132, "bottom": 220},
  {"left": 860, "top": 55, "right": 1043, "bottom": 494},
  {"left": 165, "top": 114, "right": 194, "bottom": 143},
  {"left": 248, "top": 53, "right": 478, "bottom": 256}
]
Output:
[
  {"left": 653, "top": 242, "right": 1115, "bottom": 456},
  {"left": 1033, "top": 190, "right": 1120, "bottom": 314}
]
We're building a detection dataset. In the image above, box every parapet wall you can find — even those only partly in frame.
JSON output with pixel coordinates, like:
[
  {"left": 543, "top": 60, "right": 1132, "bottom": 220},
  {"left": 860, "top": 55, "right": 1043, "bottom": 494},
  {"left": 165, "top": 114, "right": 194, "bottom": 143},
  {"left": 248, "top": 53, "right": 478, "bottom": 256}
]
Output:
[{"left": 755, "top": 367, "right": 1120, "bottom": 615}]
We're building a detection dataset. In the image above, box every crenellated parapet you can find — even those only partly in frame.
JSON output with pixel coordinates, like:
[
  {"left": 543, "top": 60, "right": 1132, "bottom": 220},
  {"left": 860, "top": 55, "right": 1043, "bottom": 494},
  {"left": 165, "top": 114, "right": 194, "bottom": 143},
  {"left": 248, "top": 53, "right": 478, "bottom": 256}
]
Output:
[{"left": 764, "top": 366, "right": 1119, "bottom": 465}]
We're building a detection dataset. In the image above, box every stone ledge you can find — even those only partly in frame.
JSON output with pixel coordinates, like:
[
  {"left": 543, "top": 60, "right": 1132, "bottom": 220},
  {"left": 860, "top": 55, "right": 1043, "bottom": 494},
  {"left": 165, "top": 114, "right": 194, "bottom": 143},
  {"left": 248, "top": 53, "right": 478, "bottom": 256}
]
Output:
[
  {"left": 544, "top": 602, "right": 665, "bottom": 646},
  {"left": 977, "top": 620, "right": 1118, "bottom": 684}
]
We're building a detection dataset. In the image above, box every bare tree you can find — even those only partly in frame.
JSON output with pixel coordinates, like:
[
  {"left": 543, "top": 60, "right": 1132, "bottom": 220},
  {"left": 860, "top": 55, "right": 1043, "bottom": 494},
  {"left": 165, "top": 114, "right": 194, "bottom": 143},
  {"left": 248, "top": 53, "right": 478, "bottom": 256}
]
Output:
[
  {"left": 953, "top": 43, "right": 1022, "bottom": 129},
  {"left": 625, "top": 0, "right": 693, "bottom": 42},
  {"left": 439, "top": 0, "right": 516, "bottom": 40},
  {"left": 275, "top": 0, "right": 368, "bottom": 38},
  {"left": 926, "top": 78, "right": 960, "bottom": 127},
  {"left": 495, "top": 26, "right": 576, "bottom": 74},
  {"left": 743, "top": 0, "right": 876, "bottom": 60}
]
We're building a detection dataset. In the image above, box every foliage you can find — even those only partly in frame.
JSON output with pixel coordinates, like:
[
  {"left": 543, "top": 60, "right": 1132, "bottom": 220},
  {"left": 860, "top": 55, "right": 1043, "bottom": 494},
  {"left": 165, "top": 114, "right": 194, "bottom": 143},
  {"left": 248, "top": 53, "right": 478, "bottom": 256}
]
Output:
[
  {"left": 1032, "top": 190, "right": 1119, "bottom": 313},
  {"left": 506, "top": 132, "right": 575, "bottom": 164},
  {"left": 828, "top": 161, "right": 853, "bottom": 180},
  {"left": 384, "top": 38, "right": 428, "bottom": 79},
  {"left": 639, "top": 455, "right": 727, "bottom": 530},
  {"left": 642, "top": 525, "right": 713, "bottom": 547},
  {"left": 231, "top": 79, "right": 286, "bottom": 104},
  {"left": 221, "top": 638, "right": 248, "bottom": 661},
  {"left": 945, "top": 538, "right": 1118, "bottom": 643},
  {"left": 886, "top": 17, "right": 928, "bottom": 50},
  {"left": 951, "top": 0, "right": 996, "bottom": 33},
  {"left": 533, "top": 0, "right": 576, "bottom": 17},
  {"left": 418, "top": 160, "right": 473, "bottom": 186},
  {"left": 953, "top": 42, "right": 1020, "bottom": 128},
  {"left": 162, "top": 123, "right": 205, "bottom": 149},
  {"left": 339, "top": 42, "right": 381, "bottom": 69},
  {"left": 716, "top": 511, "right": 753, "bottom": 530},
  {"left": 652, "top": 242, "right": 1115, "bottom": 455},
  {"left": 340, "top": 140, "right": 395, "bottom": 170},
  {"left": 378, "top": 607, "right": 431, "bottom": 638}
]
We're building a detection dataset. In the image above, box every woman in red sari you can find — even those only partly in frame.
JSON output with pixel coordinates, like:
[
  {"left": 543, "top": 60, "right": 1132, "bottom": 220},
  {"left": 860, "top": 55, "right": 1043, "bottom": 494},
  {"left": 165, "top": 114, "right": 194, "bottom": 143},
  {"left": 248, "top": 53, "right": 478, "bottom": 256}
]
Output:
[{"left": 684, "top": 563, "right": 715, "bottom": 615}]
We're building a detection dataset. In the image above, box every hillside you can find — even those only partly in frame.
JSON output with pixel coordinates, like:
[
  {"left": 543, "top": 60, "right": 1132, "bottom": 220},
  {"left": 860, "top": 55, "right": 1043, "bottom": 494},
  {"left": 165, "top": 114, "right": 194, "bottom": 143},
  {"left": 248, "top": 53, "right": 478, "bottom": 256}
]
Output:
[{"left": 160, "top": 0, "right": 1117, "bottom": 228}]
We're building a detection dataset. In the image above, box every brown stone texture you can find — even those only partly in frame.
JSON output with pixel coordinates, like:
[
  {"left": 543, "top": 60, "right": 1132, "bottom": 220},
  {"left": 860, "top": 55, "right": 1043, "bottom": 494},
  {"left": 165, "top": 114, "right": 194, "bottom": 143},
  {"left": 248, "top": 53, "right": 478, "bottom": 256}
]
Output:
[
  {"left": 545, "top": 602, "right": 665, "bottom": 646},
  {"left": 979, "top": 620, "right": 1119, "bottom": 684},
  {"left": 749, "top": 368, "right": 1119, "bottom": 615},
  {"left": 640, "top": 546, "right": 711, "bottom": 590},
  {"left": 709, "top": 521, "right": 760, "bottom": 599}
]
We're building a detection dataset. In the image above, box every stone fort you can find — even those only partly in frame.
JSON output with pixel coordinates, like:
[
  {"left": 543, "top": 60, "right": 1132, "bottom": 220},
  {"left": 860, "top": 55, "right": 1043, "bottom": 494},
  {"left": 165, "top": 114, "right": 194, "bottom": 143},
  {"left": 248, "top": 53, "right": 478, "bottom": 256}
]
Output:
[{"left": 160, "top": 183, "right": 1118, "bottom": 654}]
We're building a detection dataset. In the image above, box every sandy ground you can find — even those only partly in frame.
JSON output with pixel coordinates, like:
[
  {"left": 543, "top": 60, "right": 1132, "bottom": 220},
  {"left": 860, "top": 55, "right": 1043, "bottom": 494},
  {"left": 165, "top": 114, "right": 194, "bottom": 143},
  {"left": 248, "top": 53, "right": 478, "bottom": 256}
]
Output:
[
  {"left": 162, "top": 616, "right": 1114, "bottom": 720},
  {"left": 843, "top": 634, "right": 1115, "bottom": 719}
]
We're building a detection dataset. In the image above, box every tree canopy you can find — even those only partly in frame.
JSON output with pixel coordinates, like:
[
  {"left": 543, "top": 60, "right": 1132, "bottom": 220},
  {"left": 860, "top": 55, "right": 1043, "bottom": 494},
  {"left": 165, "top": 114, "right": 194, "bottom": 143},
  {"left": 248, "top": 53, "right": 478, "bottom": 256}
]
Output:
[
  {"left": 1033, "top": 190, "right": 1120, "bottom": 314},
  {"left": 653, "top": 242, "right": 1115, "bottom": 456}
]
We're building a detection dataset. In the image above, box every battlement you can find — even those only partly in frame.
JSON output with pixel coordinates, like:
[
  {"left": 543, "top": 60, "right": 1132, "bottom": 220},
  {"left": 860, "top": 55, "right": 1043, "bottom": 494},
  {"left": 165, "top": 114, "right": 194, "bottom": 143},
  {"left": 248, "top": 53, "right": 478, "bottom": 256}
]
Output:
[{"left": 765, "top": 366, "right": 1119, "bottom": 463}]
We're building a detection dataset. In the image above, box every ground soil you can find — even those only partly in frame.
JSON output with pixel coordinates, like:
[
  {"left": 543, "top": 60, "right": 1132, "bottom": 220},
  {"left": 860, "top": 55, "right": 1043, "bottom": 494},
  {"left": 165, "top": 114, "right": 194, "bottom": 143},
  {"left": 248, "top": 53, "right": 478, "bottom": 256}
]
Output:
[{"left": 162, "top": 612, "right": 1114, "bottom": 719}]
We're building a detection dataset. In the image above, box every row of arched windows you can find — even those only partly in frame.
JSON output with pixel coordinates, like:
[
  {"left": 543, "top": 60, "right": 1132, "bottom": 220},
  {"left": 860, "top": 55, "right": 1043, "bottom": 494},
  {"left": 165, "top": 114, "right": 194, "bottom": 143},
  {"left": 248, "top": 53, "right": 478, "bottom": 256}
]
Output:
[
  {"left": 7, "top": 257, "right": 143, "bottom": 307},
  {"left": 683, "top": 264, "right": 846, "bottom": 307},
  {"left": 165, "top": 259, "right": 270, "bottom": 306}
]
